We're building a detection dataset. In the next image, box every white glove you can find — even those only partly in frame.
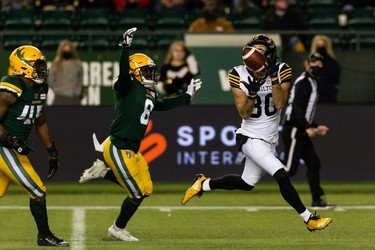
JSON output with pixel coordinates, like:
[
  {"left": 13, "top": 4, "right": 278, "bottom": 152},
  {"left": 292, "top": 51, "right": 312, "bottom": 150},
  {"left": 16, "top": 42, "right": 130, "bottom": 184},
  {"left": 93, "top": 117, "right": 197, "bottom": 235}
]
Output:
[
  {"left": 186, "top": 78, "right": 202, "bottom": 99},
  {"left": 119, "top": 27, "right": 137, "bottom": 47}
]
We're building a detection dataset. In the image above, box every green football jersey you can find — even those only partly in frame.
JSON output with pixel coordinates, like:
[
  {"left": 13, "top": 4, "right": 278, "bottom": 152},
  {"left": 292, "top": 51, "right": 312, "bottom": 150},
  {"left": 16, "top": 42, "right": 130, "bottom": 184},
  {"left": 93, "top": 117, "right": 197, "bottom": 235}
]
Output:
[
  {"left": 109, "top": 47, "right": 190, "bottom": 152},
  {"left": 0, "top": 75, "right": 48, "bottom": 140}
]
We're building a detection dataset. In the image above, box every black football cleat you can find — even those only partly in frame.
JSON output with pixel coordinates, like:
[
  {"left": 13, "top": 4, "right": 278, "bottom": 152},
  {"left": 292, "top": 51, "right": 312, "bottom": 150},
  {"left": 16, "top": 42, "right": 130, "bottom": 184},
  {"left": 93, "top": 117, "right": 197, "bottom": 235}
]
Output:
[{"left": 37, "top": 233, "right": 69, "bottom": 247}]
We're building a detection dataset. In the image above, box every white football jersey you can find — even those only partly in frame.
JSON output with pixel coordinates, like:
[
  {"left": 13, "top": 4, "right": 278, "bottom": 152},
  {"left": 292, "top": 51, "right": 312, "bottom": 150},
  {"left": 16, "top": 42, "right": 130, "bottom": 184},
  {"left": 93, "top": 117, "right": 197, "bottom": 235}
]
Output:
[{"left": 229, "top": 63, "right": 292, "bottom": 142}]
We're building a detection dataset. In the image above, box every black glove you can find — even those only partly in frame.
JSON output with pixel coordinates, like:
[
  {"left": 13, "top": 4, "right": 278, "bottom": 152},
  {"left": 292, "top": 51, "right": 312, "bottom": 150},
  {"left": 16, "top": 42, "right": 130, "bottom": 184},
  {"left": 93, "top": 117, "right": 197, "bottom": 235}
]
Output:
[
  {"left": 6, "top": 136, "right": 33, "bottom": 155},
  {"left": 48, "top": 158, "right": 59, "bottom": 180},
  {"left": 264, "top": 63, "right": 279, "bottom": 85},
  {"left": 47, "top": 142, "right": 59, "bottom": 180},
  {"left": 240, "top": 76, "right": 265, "bottom": 99}
]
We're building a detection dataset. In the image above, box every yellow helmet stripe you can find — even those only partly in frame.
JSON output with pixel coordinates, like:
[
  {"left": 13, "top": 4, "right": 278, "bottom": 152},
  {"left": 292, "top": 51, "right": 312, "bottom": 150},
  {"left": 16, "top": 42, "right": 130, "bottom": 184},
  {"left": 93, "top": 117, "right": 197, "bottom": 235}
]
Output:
[{"left": 0, "top": 81, "right": 22, "bottom": 96}]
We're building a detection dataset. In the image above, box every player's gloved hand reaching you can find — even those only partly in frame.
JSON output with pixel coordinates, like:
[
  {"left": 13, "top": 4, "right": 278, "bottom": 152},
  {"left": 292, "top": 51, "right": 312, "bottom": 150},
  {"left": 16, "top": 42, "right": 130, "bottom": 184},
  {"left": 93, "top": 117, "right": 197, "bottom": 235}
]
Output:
[
  {"left": 240, "top": 76, "right": 265, "bottom": 99},
  {"left": 264, "top": 62, "right": 279, "bottom": 85},
  {"left": 119, "top": 27, "right": 137, "bottom": 47},
  {"left": 47, "top": 143, "right": 59, "bottom": 180},
  {"left": 186, "top": 78, "right": 202, "bottom": 99}
]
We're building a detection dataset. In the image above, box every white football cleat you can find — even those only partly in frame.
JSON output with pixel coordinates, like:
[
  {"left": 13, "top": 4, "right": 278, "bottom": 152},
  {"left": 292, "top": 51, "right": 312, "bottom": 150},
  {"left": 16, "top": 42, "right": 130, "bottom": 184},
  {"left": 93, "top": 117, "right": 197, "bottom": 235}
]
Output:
[
  {"left": 108, "top": 224, "right": 138, "bottom": 241},
  {"left": 79, "top": 159, "right": 108, "bottom": 183}
]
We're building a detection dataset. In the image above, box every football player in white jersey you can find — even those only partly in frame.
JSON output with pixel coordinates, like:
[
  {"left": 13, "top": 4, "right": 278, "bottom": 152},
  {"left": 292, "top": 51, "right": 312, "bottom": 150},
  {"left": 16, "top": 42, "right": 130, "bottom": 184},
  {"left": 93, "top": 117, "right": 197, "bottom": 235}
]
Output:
[{"left": 181, "top": 34, "right": 332, "bottom": 232}]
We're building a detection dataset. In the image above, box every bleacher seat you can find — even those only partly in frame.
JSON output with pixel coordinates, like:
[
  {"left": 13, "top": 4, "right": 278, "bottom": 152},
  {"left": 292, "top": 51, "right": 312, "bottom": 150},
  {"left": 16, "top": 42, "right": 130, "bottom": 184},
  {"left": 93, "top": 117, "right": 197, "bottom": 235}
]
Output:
[
  {"left": 151, "top": 33, "right": 183, "bottom": 50},
  {"left": 233, "top": 16, "right": 262, "bottom": 31},
  {"left": 153, "top": 10, "right": 189, "bottom": 31},
  {"left": 3, "top": 33, "right": 36, "bottom": 50},
  {"left": 78, "top": 8, "right": 113, "bottom": 31},
  {"left": 3, "top": 9, "right": 35, "bottom": 31},
  {"left": 75, "top": 33, "right": 116, "bottom": 51},
  {"left": 40, "top": 10, "right": 75, "bottom": 31},
  {"left": 349, "top": 35, "right": 375, "bottom": 50},
  {"left": 116, "top": 9, "right": 150, "bottom": 31},
  {"left": 347, "top": 17, "right": 374, "bottom": 31},
  {"left": 39, "top": 33, "right": 74, "bottom": 51},
  {"left": 309, "top": 17, "right": 340, "bottom": 30}
]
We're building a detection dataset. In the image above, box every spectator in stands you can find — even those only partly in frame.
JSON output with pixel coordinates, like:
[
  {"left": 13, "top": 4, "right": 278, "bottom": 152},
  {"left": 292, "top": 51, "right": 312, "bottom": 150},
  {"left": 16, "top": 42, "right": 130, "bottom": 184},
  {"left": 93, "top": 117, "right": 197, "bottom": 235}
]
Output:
[
  {"left": 310, "top": 35, "right": 341, "bottom": 103},
  {"left": 262, "top": 0, "right": 307, "bottom": 52},
  {"left": 153, "top": 0, "right": 185, "bottom": 12},
  {"left": 112, "top": 0, "right": 151, "bottom": 10},
  {"left": 48, "top": 40, "right": 84, "bottom": 105},
  {"left": 157, "top": 41, "right": 200, "bottom": 100},
  {"left": 1, "top": 0, "right": 33, "bottom": 11},
  {"left": 188, "top": 0, "right": 235, "bottom": 32},
  {"left": 340, "top": 0, "right": 374, "bottom": 12},
  {"left": 231, "top": 0, "right": 264, "bottom": 17},
  {"left": 35, "top": 0, "right": 76, "bottom": 11}
]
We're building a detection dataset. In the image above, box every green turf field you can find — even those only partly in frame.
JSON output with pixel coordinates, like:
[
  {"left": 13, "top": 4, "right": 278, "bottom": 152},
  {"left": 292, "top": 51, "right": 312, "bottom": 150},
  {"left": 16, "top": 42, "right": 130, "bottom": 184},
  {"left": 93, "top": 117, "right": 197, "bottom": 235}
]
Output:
[{"left": 1, "top": 181, "right": 374, "bottom": 250}]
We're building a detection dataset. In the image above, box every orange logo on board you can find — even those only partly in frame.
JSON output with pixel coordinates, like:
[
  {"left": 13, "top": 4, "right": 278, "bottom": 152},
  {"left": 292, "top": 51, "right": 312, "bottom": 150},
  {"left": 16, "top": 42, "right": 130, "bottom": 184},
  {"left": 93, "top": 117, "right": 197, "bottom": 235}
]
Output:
[{"left": 139, "top": 120, "right": 167, "bottom": 163}]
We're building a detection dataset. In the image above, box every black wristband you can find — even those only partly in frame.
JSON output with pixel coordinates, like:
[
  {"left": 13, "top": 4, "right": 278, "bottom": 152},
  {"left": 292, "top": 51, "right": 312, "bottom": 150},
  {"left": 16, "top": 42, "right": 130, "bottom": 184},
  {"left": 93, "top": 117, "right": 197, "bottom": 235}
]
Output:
[
  {"left": 47, "top": 142, "right": 58, "bottom": 158},
  {"left": 247, "top": 94, "right": 257, "bottom": 100}
]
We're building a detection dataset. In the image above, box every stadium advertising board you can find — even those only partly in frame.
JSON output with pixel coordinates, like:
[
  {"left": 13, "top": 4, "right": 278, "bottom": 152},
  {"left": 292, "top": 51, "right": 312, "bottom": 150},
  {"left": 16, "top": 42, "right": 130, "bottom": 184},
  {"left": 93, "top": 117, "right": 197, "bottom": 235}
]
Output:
[{"left": 29, "top": 105, "right": 375, "bottom": 182}]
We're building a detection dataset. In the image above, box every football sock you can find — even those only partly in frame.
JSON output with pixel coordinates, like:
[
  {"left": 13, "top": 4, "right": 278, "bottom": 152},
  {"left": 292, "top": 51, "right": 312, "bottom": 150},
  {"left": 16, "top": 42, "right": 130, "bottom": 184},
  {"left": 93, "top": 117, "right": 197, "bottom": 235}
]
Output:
[
  {"left": 202, "top": 180, "right": 211, "bottom": 191},
  {"left": 209, "top": 174, "right": 253, "bottom": 191},
  {"left": 29, "top": 198, "right": 51, "bottom": 236},
  {"left": 273, "top": 169, "right": 306, "bottom": 214},
  {"left": 300, "top": 209, "right": 312, "bottom": 223},
  {"left": 115, "top": 197, "right": 141, "bottom": 229}
]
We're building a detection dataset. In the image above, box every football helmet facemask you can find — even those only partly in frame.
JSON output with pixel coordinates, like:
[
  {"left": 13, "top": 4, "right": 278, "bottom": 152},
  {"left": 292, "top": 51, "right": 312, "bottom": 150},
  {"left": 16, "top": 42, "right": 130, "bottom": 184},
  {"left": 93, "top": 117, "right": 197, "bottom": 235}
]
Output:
[
  {"left": 9, "top": 45, "right": 48, "bottom": 84},
  {"left": 246, "top": 34, "right": 277, "bottom": 68},
  {"left": 129, "top": 53, "right": 157, "bottom": 86}
]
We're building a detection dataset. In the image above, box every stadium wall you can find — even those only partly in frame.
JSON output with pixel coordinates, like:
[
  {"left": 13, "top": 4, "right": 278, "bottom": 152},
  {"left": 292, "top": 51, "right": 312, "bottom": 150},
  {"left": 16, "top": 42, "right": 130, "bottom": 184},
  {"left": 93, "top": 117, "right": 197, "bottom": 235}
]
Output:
[
  {"left": 1, "top": 49, "right": 374, "bottom": 104},
  {"left": 28, "top": 105, "right": 375, "bottom": 182}
]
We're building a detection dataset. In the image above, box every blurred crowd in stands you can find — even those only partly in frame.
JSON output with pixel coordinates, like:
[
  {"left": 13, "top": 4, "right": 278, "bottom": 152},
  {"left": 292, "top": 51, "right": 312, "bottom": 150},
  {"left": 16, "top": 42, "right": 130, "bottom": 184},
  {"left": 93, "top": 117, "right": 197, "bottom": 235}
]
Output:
[
  {"left": 0, "top": 0, "right": 374, "bottom": 52},
  {"left": 1, "top": 0, "right": 375, "bottom": 13},
  {"left": 1, "top": 0, "right": 373, "bottom": 17}
]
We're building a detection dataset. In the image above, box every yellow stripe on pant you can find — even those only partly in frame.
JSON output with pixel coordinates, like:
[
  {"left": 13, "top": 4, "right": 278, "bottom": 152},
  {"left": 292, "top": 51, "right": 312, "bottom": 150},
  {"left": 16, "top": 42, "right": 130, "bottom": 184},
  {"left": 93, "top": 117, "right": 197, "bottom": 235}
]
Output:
[
  {"left": 103, "top": 137, "right": 153, "bottom": 199},
  {"left": 0, "top": 147, "right": 46, "bottom": 198}
]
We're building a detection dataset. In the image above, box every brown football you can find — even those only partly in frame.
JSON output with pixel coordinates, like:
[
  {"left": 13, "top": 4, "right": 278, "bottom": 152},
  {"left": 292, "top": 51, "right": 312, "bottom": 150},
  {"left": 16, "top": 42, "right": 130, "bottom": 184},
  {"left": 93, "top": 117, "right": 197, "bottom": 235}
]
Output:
[{"left": 242, "top": 46, "right": 266, "bottom": 72}]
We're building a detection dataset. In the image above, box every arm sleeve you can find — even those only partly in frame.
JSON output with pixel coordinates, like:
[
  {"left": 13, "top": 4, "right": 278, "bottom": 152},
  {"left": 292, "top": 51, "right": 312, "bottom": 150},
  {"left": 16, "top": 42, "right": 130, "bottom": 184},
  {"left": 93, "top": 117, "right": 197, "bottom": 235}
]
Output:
[
  {"left": 115, "top": 46, "right": 132, "bottom": 96},
  {"left": 292, "top": 80, "right": 313, "bottom": 129},
  {"left": 154, "top": 93, "right": 190, "bottom": 111}
]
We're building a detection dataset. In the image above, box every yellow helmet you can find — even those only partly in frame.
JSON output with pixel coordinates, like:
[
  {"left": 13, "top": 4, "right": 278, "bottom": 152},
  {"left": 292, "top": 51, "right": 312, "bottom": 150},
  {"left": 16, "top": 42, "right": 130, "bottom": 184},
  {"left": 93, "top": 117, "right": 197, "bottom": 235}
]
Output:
[
  {"left": 129, "top": 53, "right": 157, "bottom": 85},
  {"left": 9, "top": 45, "right": 48, "bottom": 84}
]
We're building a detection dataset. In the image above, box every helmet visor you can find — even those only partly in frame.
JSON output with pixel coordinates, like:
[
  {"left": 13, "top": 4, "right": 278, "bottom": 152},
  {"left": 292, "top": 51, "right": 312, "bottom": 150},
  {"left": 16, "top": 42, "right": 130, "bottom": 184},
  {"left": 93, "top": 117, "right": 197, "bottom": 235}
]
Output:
[
  {"left": 139, "top": 66, "right": 157, "bottom": 83},
  {"left": 32, "top": 59, "right": 49, "bottom": 82}
]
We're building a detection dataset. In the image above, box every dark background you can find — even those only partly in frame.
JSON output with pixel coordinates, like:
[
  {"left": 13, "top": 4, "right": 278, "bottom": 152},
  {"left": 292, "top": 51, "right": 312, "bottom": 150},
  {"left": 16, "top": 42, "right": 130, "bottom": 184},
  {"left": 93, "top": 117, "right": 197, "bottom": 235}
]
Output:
[{"left": 27, "top": 105, "right": 375, "bottom": 183}]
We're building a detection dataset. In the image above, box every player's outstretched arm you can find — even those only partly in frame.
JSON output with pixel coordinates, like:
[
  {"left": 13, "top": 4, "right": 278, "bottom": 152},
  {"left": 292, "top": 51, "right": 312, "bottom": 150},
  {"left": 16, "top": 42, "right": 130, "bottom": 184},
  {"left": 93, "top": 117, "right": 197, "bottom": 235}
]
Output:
[{"left": 154, "top": 78, "right": 202, "bottom": 111}]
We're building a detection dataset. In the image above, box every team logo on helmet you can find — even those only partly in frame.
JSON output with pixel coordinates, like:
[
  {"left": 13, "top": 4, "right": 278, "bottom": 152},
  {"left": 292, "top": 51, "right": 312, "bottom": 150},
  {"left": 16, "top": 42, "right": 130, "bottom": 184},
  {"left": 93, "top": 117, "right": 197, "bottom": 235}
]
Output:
[
  {"left": 129, "top": 53, "right": 157, "bottom": 86},
  {"left": 9, "top": 45, "right": 48, "bottom": 84}
]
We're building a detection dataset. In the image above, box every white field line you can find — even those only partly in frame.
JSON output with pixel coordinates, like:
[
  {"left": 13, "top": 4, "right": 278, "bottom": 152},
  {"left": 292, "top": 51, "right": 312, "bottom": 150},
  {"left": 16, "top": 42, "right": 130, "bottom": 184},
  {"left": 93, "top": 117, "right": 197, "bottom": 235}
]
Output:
[
  {"left": 1, "top": 205, "right": 375, "bottom": 211},
  {"left": 71, "top": 208, "right": 86, "bottom": 250},
  {"left": 1, "top": 205, "right": 374, "bottom": 248}
]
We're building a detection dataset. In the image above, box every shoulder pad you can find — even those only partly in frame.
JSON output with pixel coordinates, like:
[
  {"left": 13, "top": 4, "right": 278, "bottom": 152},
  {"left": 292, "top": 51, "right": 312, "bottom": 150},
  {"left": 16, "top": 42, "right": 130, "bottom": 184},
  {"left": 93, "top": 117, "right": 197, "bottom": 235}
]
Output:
[{"left": 0, "top": 75, "right": 25, "bottom": 97}]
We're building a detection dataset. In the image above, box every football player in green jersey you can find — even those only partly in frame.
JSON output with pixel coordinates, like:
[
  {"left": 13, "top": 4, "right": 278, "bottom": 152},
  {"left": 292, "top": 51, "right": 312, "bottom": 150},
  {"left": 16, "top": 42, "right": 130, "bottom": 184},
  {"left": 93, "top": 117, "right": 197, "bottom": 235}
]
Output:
[
  {"left": 79, "top": 27, "right": 202, "bottom": 241},
  {"left": 0, "top": 45, "right": 69, "bottom": 247}
]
